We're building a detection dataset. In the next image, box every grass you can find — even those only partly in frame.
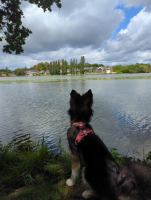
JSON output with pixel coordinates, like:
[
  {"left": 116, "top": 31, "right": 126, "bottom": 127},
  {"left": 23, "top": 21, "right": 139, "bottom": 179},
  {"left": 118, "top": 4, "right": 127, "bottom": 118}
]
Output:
[
  {"left": 0, "top": 136, "right": 151, "bottom": 200},
  {"left": 1, "top": 75, "right": 151, "bottom": 84},
  {"left": 0, "top": 136, "right": 81, "bottom": 200}
]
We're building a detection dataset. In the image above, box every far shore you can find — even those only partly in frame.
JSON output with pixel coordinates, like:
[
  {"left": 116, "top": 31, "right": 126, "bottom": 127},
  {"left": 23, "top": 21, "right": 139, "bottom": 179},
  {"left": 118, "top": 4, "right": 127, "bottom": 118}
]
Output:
[{"left": 1, "top": 75, "right": 151, "bottom": 84}]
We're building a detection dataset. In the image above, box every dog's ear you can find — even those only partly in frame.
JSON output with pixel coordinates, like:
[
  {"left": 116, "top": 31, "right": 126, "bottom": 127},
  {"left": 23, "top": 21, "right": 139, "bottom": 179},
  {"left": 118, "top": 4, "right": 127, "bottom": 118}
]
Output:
[
  {"left": 70, "top": 90, "right": 79, "bottom": 98},
  {"left": 83, "top": 89, "right": 93, "bottom": 99},
  {"left": 70, "top": 90, "right": 81, "bottom": 102}
]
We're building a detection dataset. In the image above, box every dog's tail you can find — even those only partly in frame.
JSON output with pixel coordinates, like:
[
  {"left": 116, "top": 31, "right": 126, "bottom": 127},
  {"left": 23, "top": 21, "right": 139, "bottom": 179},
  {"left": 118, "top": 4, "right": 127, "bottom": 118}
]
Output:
[{"left": 122, "top": 158, "right": 151, "bottom": 199}]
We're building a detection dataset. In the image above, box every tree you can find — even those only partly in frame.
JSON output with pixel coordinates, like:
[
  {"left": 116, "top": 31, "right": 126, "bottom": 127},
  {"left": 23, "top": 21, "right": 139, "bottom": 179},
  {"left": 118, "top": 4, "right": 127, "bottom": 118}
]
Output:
[
  {"left": 0, "top": 0, "right": 62, "bottom": 54},
  {"left": 70, "top": 59, "right": 73, "bottom": 74},
  {"left": 57, "top": 60, "right": 60, "bottom": 75},
  {"left": 52, "top": 61, "right": 56, "bottom": 75},
  {"left": 45, "top": 62, "right": 49, "bottom": 71},
  {"left": 80, "top": 56, "right": 85, "bottom": 74},
  {"left": 73, "top": 58, "right": 75, "bottom": 74},
  {"left": 62, "top": 59, "right": 67, "bottom": 75},
  {"left": 49, "top": 62, "right": 53, "bottom": 75},
  {"left": 75, "top": 59, "right": 77, "bottom": 74},
  {"left": 15, "top": 67, "right": 26, "bottom": 76}
]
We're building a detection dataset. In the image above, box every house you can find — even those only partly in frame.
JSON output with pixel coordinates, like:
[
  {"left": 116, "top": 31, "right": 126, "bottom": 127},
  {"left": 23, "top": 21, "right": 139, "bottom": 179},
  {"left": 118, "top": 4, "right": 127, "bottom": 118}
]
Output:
[
  {"left": 39, "top": 70, "right": 45, "bottom": 75},
  {"left": 84, "top": 67, "right": 93, "bottom": 73},
  {"left": 106, "top": 68, "right": 111, "bottom": 74},
  {"left": 45, "top": 70, "right": 50, "bottom": 75},
  {"left": 9, "top": 73, "right": 16, "bottom": 77},
  {"left": 1, "top": 74, "right": 6, "bottom": 77},
  {"left": 25, "top": 70, "right": 39, "bottom": 76},
  {"left": 93, "top": 67, "right": 103, "bottom": 73}
]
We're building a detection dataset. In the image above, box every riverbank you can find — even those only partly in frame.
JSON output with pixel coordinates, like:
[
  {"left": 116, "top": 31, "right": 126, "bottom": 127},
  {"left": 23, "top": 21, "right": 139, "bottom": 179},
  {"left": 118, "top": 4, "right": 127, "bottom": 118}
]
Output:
[
  {"left": 0, "top": 137, "right": 151, "bottom": 200},
  {"left": 1, "top": 75, "right": 151, "bottom": 84}
]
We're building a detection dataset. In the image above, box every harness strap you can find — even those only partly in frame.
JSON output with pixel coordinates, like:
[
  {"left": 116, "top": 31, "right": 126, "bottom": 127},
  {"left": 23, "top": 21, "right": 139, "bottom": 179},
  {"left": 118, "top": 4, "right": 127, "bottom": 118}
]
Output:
[{"left": 71, "top": 122, "right": 94, "bottom": 145}]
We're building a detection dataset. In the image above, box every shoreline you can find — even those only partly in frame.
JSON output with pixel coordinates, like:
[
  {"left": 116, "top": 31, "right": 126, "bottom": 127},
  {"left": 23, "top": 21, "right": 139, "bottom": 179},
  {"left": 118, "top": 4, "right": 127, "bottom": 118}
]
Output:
[{"left": 1, "top": 75, "right": 151, "bottom": 84}]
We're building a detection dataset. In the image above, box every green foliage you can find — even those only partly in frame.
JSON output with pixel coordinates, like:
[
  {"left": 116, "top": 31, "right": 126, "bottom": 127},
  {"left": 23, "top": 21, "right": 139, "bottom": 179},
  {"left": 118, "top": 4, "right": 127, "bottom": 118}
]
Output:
[
  {"left": 80, "top": 56, "right": 85, "bottom": 74},
  {"left": 57, "top": 60, "right": 61, "bottom": 75},
  {"left": 113, "top": 63, "right": 151, "bottom": 73},
  {"left": 68, "top": 58, "right": 78, "bottom": 75},
  {"left": 110, "top": 148, "right": 124, "bottom": 165},
  {"left": 45, "top": 62, "right": 49, "bottom": 71},
  {"left": 0, "top": 67, "right": 12, "bottom": 76},
  {"left": 0, "top": 135, "right": 71, "bottom": 192},
  {"left": 15, "top": 67, "right": 27, "bottom": 76},
  {"left": 0, "top": 0, "right": 62, "bottom": 54},
  {"left": 49, "top": 61, "right": 53, "bottom": 75},
  {"left": 61, "top": 59, "right": 68, "bottom": 75},
  {"left": 145, "top": 151, "right": 151, "bottom": 163},
  {"left": 92, "top": 63, "right": 104, "bottom": 67},
  {"left": 70, "top": 59, "right": 74, "bottom": 74},
  {"left": 30, "top": 62, "right": 45, "bottom": 71}
]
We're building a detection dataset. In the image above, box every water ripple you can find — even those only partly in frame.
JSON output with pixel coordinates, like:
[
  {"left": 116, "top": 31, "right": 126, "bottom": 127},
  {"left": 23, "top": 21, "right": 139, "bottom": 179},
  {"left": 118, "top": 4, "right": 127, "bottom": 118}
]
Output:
[{"left": 0, "top": 80, "right": 151, "bottom": 158}]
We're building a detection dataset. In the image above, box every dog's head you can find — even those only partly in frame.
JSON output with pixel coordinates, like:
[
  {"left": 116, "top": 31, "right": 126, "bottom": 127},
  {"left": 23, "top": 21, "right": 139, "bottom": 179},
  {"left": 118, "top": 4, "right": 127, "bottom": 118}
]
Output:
[{"left": 68, "top": 89, "right": 93, "bottom": 123}]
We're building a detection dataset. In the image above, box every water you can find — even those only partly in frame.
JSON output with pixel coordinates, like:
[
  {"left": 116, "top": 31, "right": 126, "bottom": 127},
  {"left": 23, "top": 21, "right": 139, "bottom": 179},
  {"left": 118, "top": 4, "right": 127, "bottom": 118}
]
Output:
[{"left": 0, "top": 77, "right": 151, "bottom": 158}]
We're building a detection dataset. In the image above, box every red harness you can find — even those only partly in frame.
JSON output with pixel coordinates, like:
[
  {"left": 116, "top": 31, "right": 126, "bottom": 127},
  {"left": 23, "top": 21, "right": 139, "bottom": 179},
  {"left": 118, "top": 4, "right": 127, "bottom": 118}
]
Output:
[{"left": 71, "top": 122, "right": 94, "bottom": 145}]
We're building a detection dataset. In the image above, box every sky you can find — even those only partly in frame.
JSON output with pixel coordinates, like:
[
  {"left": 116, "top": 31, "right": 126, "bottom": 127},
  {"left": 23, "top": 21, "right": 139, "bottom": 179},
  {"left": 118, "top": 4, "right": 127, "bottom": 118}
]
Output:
[{"left": 0, "top": 0, "right": 151, "bottom": 70}]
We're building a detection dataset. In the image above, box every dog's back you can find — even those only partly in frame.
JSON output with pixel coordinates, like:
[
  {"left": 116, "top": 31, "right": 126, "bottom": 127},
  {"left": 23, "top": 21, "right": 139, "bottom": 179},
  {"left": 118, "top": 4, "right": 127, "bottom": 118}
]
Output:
[{"left": 78, "top": 134, "right": 124, "bottom": 199}]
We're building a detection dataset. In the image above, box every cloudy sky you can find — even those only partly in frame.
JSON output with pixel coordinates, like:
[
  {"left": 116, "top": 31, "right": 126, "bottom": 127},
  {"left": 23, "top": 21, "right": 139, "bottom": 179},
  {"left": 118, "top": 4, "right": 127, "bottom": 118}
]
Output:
[{"left": 0, "top": 0, "right": 151, "bottom": 70}]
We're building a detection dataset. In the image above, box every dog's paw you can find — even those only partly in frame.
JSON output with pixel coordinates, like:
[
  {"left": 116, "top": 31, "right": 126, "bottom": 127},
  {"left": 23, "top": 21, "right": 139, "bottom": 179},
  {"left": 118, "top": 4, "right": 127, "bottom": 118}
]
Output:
[
  {"left": 66, "top": 179, "right": 75, "bottom": 186},
  {"left": 82, "top": 190, "right": 90, "bottom": 199}
]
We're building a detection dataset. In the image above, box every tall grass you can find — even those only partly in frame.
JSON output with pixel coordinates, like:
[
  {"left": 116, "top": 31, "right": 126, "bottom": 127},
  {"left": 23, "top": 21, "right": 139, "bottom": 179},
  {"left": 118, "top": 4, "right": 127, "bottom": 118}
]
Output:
[
  {"left": 0, "top": 135, "right": 72, "bottom": 200},
  {"left": 0, "top": 135, "right": 151, "bottom": 200}
]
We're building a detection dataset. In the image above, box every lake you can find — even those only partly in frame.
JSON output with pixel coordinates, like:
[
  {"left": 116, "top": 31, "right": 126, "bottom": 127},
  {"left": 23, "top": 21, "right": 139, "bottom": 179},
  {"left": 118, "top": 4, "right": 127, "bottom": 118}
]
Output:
[{"left": 0, "top": 74, "right": 151, "bottom": 158}]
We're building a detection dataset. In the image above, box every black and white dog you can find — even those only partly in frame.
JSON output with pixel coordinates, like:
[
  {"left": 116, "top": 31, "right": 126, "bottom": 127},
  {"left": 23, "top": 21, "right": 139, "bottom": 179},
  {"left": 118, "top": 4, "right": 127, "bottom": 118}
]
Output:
[{"left": 66, "top": 90, "right": 151, "bottom": 200}]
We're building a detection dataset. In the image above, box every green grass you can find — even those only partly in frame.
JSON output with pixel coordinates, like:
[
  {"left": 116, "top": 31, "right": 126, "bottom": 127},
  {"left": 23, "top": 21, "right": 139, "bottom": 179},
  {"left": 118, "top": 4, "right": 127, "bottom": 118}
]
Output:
[
  {"left": 0, "top": 136, "right": 151, "bottom": 200},
  {"left": 1, "top": 75, "right": 151, "bottom": 84},
  {"left": 0, "top": 136, "right": 73, "bottom": 200}
]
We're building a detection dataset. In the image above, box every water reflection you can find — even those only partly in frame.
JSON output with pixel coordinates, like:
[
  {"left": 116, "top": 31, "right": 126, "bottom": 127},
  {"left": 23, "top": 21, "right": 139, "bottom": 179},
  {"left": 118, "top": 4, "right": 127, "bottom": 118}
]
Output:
[{"left": 0, "top": 79, "right": 151, "bottom": 158}]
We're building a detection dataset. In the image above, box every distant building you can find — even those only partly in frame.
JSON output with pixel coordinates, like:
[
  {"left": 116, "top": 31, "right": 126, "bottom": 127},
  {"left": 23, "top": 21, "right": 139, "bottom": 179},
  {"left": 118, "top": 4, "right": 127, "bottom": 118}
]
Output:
[
  {"left": 67, "top": 69, "right": 70, "bottom": 73},
  {"left": 45, "top": 70, "right": 50, "bottom": 75},
  {"left": 84, "top": 67, "right": 93, "bottom": 73},
  {"left": 93, "top": 67, "right": 103, "bottom": 73},
  {"left": 39, "top": 70, "right": 45, "bottom": 75},
  {"left": 8, "top": 73, "right": 16, "bottom": 77},
  {"left": 1, "top": 74, "right": 6, "bottom": 77},
  {"left": 106, "top": 68, "right": 111, "bottom": 74},
  {"left": 25, "top": 70, "right": 39, "bottom": 76}
]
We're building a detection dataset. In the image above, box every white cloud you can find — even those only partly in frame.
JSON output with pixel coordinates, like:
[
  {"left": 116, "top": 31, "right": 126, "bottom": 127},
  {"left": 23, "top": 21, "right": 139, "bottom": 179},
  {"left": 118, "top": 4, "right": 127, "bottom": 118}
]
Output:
[
  {"left": 21, "top": 0, "right": 124, "bottom": 53},
  {"left": 98, "top": 8, "right": 151, "bottom": 65}
]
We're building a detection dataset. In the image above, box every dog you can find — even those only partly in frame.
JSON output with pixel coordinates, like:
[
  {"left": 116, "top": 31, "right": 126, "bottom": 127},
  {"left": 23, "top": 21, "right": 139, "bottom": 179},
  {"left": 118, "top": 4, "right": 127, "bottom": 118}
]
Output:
[{"left": 66, "top": 89, "right": 151, "bottom": 200}]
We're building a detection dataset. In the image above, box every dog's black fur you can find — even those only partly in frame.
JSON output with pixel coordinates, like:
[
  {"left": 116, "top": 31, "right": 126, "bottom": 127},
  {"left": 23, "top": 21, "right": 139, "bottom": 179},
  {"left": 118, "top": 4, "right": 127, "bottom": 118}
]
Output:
[{"left": 66, "top": 89, "right": 151, "bottom": 200}]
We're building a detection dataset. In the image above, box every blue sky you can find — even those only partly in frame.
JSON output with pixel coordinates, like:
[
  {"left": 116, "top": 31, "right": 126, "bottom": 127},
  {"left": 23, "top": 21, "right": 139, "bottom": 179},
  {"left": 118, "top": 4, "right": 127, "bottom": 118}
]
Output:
[
  {"left": 112, "top": 6, "right": 142, "bottom": 40},
  {"left": 0, "top": 0, "right": 151, "bottom": 70}
]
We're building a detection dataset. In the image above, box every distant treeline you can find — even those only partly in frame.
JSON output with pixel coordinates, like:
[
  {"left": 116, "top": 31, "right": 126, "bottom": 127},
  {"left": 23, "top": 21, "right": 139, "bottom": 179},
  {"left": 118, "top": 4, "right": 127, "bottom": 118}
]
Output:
[
  {"left": 1, "top": 61, "right": 151, "bottom": 77},
  {"left": 113, "top": 63, "right": 151, "bottom": 73},
  {"left": 0, "top": 68, "right": 12, "bottom": 76},
  {"left": 29, "top": 57, "right": 104, "bottom": 74},
  {"left": 30, "top": 56, "right": 85, "bottom": 75},
  {"left": 0, "top": 56, "right": 105, "bottom": 76}
]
